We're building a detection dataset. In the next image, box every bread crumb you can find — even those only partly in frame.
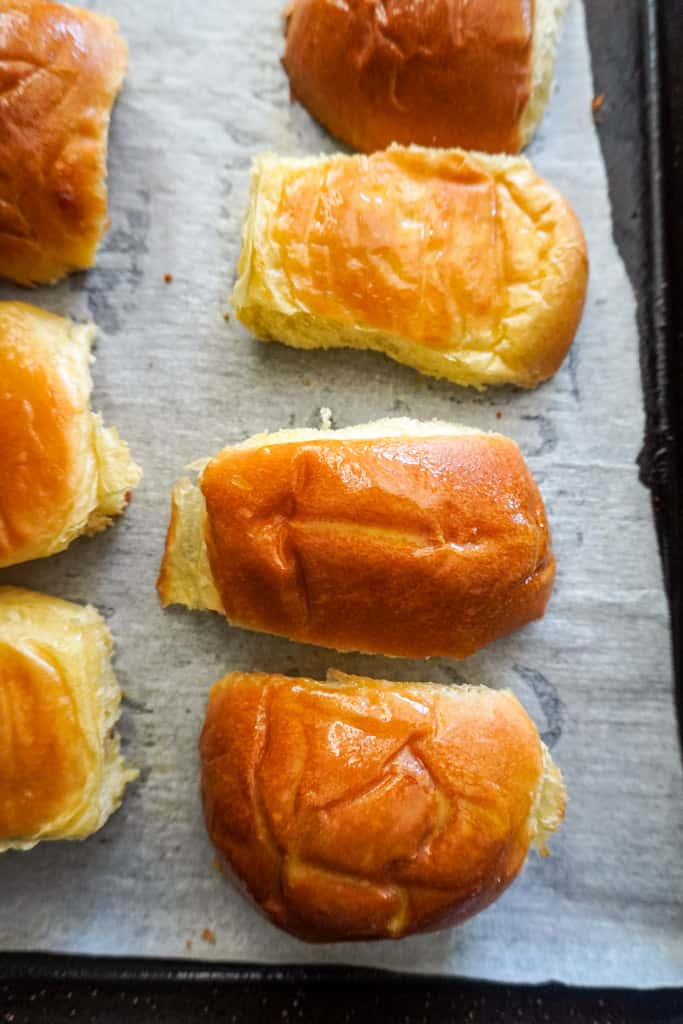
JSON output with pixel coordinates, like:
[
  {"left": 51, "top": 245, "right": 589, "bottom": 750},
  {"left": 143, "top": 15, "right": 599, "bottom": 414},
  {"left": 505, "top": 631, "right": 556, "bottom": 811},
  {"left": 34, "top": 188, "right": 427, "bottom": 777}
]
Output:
[
  {"left": 495, "top": 411, "right": 502, "bottom": 420},
  {"left": 164, "top": 273, "right": 173, "bottom": 284},
  {"left": 201, "top": 928, "right": 216, "bottom": 944},
  {"left": 319, "top": 406, "right": 333, "bottom": 430},
  {"left": 223, "top": 311, "right": 230, "bottom": 321},
  {"left": 185, "top": 939, "right": 193, "bottom": 951},
  {"left": 592, "top": 93, "right": 605, "bottom": 113}
]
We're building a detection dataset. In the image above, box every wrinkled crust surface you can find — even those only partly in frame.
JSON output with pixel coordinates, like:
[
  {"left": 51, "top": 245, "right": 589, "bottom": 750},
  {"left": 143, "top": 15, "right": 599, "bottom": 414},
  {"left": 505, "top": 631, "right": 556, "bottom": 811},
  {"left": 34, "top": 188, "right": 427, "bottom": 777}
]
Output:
[
  {"left": 158, "top": 417, "right": 555, "bottom": 660},
  {"left": 0, "top": 586, "right": 137, "bottom": 852},
  {"left": 200, "top": 670, "right": 566, "bottom": 942},
  {"left": 0, "top": 302, "right": 141, "bottom": 569},
  {"left": 283, "top": 0, "right": 537, "bottom": 154},
  {"left": 232, "top": 146, "right": 588, "bottom": 389},
  {"left": 0, "top": 0, "right": 128, "bottom": 284}
]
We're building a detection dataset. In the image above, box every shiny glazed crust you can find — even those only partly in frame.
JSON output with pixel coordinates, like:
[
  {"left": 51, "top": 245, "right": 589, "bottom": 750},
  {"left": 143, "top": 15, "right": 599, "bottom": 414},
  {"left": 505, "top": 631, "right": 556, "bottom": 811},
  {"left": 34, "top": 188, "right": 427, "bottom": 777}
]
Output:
[
  {"left": 282, "top": 0, "right": 568, "bottom": 154},
  {"left": 0, "top": 302, "right": 142, "bottom": 569},
  {"left": 200, "top": 670, "right": 566, "bottom": 942},
  {"left": 231, "top": 147, "right": 588, "bottom": 389},
  {"left": 0, "top": 586, "right": 137, "bottom": 852},
  {"left": 0, "top": 0, "right": 127, "bottom": 284},
  {"left": 158, "top": 418, "right": 555, "bottom": 659}
]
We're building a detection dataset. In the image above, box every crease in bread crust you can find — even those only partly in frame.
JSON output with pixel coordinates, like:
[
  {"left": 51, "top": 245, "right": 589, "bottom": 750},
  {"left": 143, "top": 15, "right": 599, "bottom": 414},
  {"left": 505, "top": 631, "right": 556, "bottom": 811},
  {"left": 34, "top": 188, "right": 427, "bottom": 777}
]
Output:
[
  {"left": 157, "top": 417, "right": 489, "bottom": 613},
  {"left": 0, "top": 587, "right": 137, "bottom": 852},
  {"left": 231, "top": 146, "right": 588, "bottom": 390},
  {"left": 326, "top": 669, "right": 567, "bottom": 859}
]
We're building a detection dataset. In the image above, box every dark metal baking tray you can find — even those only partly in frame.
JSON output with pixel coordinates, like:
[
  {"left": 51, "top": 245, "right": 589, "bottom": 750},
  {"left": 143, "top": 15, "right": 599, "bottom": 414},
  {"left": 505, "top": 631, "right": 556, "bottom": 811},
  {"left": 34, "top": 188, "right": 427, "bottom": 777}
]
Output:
[{"left": 1, "top": 0, "right": 681, "bottom": 1019}]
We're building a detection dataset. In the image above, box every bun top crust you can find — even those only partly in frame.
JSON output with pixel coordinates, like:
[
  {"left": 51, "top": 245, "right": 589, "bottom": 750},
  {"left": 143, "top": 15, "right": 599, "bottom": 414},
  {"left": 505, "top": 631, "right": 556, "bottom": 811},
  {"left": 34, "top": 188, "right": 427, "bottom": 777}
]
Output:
[
  {"left": 199, "top": 426, "right": 554, "bottom": 658},
  {"left": 0, "top": 0, "right": 127, "bottom": 284},
  {"left": 0, "top": 302, "right": 95, "bottom": 568},
  {"left": 0, "top": 586, "right": 137, "bottom": 851},
  {"left": 0, "top": 640, "right": 92, "bottom": 842},
  {"left": 200, "top": 670, "right": 566, "bottom": 942},
  {"left": 283, "top": 0, "right": 535, "bottom": 154},
  {"left": 0, "top": 302, "right": 141, "bottom": 569},
  {"left": 233, "top": 148, "right": 588, "bottom": 388}
]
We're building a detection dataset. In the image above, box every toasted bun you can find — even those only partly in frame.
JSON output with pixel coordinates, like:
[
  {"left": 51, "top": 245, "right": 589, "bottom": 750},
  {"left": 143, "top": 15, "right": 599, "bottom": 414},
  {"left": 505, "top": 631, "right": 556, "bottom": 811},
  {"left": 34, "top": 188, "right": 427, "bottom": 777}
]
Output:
[
  {"left": 200, "top": 670, "right": 566, "bottom": 942},
  {"left": 0, "top": 587, "right": 137, "bottom": 852},
  {"left": 0, "top": 0, "right": 127, "bottom": 285},
  {"left": 282, "top": 0, "right": 568, "bottom": 155},
  {"left": 158, "top": 417, "right": 555, "bottom": 659},
  {"left": 0, "top": 302, "right": 142, "bottom": 569},
  {"left": 231, "top": 147, "right": 588, "bottom": 389}
]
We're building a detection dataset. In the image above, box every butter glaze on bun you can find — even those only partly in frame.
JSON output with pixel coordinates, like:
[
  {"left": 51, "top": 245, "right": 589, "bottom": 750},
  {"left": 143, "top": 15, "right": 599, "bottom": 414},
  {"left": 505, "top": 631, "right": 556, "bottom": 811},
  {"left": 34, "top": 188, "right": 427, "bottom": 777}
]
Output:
[
  {"left": 200, "top": 670, "right": 566, "bottom": 942},
  {"left": 232, "top": 147, "right": 588, "bottom": 389},
  {"left": 158, "top": 418, "right": 555, "bottom": 659},
  {"left": 282, "top": 0, "right": 569, "bottom": 154},
  {"left": 0, "top": 0, "right": 127, "bottom": 284},
  {"left": 0, "top": 302, "right": 141, "bottom": 569},
  {"left": 0, "top": 587, "right": 137, "bottom": 852}
]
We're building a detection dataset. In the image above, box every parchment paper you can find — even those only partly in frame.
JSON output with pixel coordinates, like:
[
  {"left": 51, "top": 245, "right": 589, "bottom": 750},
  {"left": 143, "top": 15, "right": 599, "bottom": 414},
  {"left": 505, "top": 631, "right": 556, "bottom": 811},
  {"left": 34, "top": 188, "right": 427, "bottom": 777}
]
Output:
[{"left": 0, "top": 0, "right": 681, "bottom": 988}]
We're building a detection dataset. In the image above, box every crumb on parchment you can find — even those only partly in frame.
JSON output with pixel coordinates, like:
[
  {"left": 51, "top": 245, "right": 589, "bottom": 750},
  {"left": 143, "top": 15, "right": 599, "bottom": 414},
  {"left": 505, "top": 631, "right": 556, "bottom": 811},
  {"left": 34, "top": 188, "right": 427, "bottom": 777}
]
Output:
[
  {"left": 201, "top": 928, "right": 216, "bottom": 944},
  {"left": 319, "top": 406, "right": 333, "bottom": 429}
]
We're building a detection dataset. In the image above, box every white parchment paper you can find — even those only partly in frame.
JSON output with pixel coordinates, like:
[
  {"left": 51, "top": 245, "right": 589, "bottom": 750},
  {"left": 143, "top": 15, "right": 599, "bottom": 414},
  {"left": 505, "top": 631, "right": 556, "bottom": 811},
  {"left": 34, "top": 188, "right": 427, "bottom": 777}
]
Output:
[{"left": 0, "top": 0, "right": 681, "bottom": 988}]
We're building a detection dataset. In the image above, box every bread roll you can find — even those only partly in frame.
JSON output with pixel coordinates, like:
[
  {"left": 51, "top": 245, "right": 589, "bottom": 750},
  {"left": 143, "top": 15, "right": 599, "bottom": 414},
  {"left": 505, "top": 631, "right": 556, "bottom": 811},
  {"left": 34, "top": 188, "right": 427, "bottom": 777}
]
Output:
[
  {"left": 231, "top": 147, "right": 587, "bottom": 389},
  {"left": 201, "top": 669, "right": 566, "bottom": 942},
  {"left": 0, "top": 587, "right": 137, "bottom": 852},
  {"left": 0, "top": 302, "right": 142, "bottom": 569},
  {"left": 282, "top": 0, "right": 569, "bottom": 154},
  {"left": 158, "top": 418, "right": 555, "bottom": 659},
  {"left": 0, "top": 1, "right": 127, "bottom": 285}
]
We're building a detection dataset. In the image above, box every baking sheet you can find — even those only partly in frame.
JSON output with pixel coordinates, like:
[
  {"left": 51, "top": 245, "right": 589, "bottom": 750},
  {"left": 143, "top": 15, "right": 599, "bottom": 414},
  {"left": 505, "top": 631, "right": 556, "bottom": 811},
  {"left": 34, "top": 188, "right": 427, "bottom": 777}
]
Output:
[{"left": 0, "top": 0, "right": 681, "bottom": 989}]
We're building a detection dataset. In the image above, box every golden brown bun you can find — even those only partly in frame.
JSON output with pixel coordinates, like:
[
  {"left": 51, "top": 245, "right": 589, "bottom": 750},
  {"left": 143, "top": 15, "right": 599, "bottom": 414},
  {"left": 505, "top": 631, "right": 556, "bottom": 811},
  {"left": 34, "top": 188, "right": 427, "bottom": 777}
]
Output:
[
  {"left": 231, "top": 147, "right": 588, "bottom": 389},
  {"left": 0, "top": 302, "right": 142, "bottom": 569},
  {"left": 282, "top": 0, "right": 568, "bottom": 154},
  {"left": 158, "top": 418, "right": 555, "bottom": 659},
  {"left": 200, "top": 670, "right": 566, "bottom": 942},
  {"left": 0, "top": 0, "right": 127, "bottom": 285},
  {"left": 0, "top": 587, "right": 137, "bottom": 852}
]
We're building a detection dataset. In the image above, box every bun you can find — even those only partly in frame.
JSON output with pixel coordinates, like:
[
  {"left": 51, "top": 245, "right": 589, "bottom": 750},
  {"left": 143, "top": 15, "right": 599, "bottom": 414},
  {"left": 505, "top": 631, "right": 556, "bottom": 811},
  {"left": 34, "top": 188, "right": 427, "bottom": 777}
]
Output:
[
  {"left": 0, "top": 302, "right": 142, "bottom": 569},
  {"left": 158, "top": 417, "right": 555, "bottom": 659},
  {"left": 0, "top": 1, "right": 127, "bottom": 285},
  {"left": 0, "top": 587, "right": 137, "bottom": 852},
  {"left": 200, "top": 670, "right": 566, "bottom": 942},
  {"left": 231, "top": 147, "right": 587, "bottom": 389},
  {"left": 282, "top": 0, "right": 569, "bottom": 155}
]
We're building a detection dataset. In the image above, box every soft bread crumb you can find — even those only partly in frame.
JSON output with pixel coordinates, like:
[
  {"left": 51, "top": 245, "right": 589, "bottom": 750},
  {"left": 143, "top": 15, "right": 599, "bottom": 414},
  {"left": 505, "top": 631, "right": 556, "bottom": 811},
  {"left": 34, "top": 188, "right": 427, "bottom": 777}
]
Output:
[
  {"left": 529, "top": 742, "right": 567, "bottom": 855},
  {"left": 319, "top": 406, "right": 333, "bottom": 430},
  {"left": 520, "top": 0, "right": 572, "bottom": 145}
]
